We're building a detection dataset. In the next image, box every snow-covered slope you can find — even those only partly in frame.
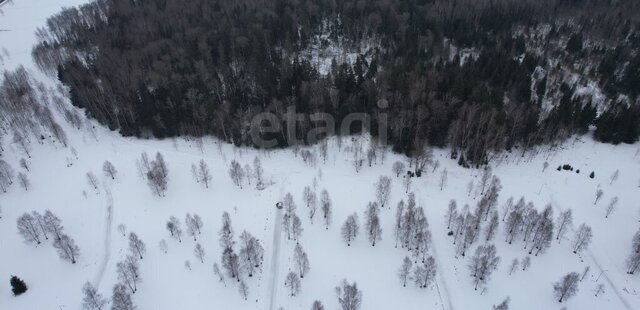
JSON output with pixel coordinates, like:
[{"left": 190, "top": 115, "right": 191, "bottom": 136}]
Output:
[{"left": 1, "top": 1, "right": 640, "bottom": 310}]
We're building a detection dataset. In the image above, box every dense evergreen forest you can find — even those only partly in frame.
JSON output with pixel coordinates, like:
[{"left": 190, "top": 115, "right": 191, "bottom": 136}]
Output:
[{"left": 31, "top": 0, "right": 640, "bottom": 165}]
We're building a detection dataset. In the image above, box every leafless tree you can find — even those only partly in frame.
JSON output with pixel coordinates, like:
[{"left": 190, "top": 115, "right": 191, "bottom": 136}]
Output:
[
  {"left": 485, "top": 210, "right": 499, "bottom": 241},
  {"left": 521, "top": 256, "right": 531, "bottom": 271},
  {"left": 303, "top": 186, "right": 318, "bottom": 222},
  {"left": 294, "top": 243, "right": 310, "bottom": 278},
  {"left": 43, "top": 210, "right": 63, "bottom": 240},
  {"left": 504, "top": 200, "right": 524, "bottom": 244},
  {"left": 243, "top": 163, "right": 253, "bottom": 185},
  {"left": 439, "top": 168, "right": 448, "bottom": 190},
  {"left": 194, "top": 243, "right": 206, "bottom": 263},
  {"left": 445, "top": 200, "right": 457, "bottom": 230},
  {"left": 479, "top": 167, "right": 493, "bottom": 194},
  {"left": 221, "top": 247, "right": 241, "bottom": 281},
  {"left": 467, "top": 180, "right": 474, "bottom": 197},
  {"left": 610, "top": 169, "right": 619, "bottom": 184},
  {"left": 375, "top": 176, "right": 391, "bottom": 209},
  {"left": 19, "top": 158, "right": 29, "bottom": 172},
  {"left": 219, "top": 211, "right": 235, "bottom": 250},
  {"left": 17, "top": 213, "right": 42, "bottom": 245},
  {"left": 394, "top": 200, "right": 406, "bottom": 247},
  {"left": 336, "top": 279, "right": 362, "bottom": 310},
  {"left": 185, "top": 260, "right": 192, "bottom": 270},
  {"left": 0, "top": 159, "right": 15, "bottom": 192},
  {"left": 128, "top": 232, "right": 146, "bottom": 259},
  {"left": 553, "top": 272, "right": 580, "bottom": 302},
  {"left": 186, "top": 213, "right": 199, "bottom": 241},
  {"left": 117, "top": 224, "right": 127, "bottom": 237},
  {"left": 594, "top": 283, "right": 605, "bottom": 297},
  {"left": 312, "top": 300, "right": 325, "bottom": 310},
  {"left": 508, "top": 258, "right": 519, "bottom": 275},
  {"left": 556, "top": 209, "right": 573, "bottom": 242},
  {"left": 572, "top": 223, "right": 593, "bottom": 254},
  {"left": 285, "top": 272, "right": 301, "bottom": 296},
  {"left": 543, "top": 161, "right": 549, "bottom": 172},
  {"left": 364, "top": 202, "right": 382, "bottom": 246},
  {"left": 31, "top": 211, "right": 49, "bottom": 240},
  {"left": 321, "top": 189, "right": 332, "bottom": 229},
  {"left": 239, "top": 230, "right": 264, "bottom": 277},
  {"left": 13, "top": 132, "right": 31, "bottom": 158},
  {"left": 403, "top": 176, "right": 412, "bottom": 193},
  {"left": 86, "top": 171, "right": 99, "bottom": 191},
  {"left": 110, "top": 283, "right": 134, "bottom": 310},
  {"left": 392, "top": 161, "right": 405, "bottom": 177},
  {"left": 213, "top": 262, "right": 226, "bottom": 286},
  {"left": 469, "top": 244, "right": 500, "bottom": 290},
  {"left": 413, "top": 146, "right": 434, "bottom": 175},
  {"left": 292, "top": 213, "right": 303, "bottom": 242},
  {"left": 197, "top": 160, "right": 212, "bottom": 188},
  {"left": 159, "top": 239, "right": 168, "bottom": 253},
  {"left": 17, "top": 172, "right": 30, "bottom": 191},
  {"left": 238, "top": 280, "right": 249, "bottom": 300},
  {"left": 501, "top": 197, "right": 514, "bottom": 222},
  {"left": 414, "top": 256, "right": 437, "bottom": 288},
  {"left": 493, "top": 297, "right": 510, "bottom": 310},
  {"left": 82, "top": 282, "right": 107, "bottom": 310},
  {"left": 432, "top": 160, "right": 440, "bottom": 173},
  {"left": 594, "top": 189, "right": 603, "bottom": 205},
  {"left": 53, "top": 233, "right": 80, "bottom": 264},
  {"left": 229, "top": 160, "right": 244, "bottom": 188},
  {"left": 605, "top": 196, "right": 619, "bottom": 218},
  {"left": 166, "top": 216, "right": 183, "bottom": 242},
  {"left": 398, "top": 256, "right": 412, "bottom": 287},
  {"left": 102, "top": 161, "right": 117, "bottom": 180},
  {"left": 341, "top": 213, "right": 360, "bottom": 246},
  {"left": 117, "top": 255, "right": 140, "bottom": 293},
  {"left": 529, "top": 205, "right": 554, "bottom": 256},
  {"left": 253, "top": 157, "right": 265, "bottom": 188},
  {"left": 146, "top": 152, "right": 169, "bottom": 196},
  {"left": 580, "top": 266, "right": 590, "bottom": 281}
]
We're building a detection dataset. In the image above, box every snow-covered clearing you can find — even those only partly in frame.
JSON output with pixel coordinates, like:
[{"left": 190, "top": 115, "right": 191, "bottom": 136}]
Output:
[{"left": 1, "top": 1, "right": 640, "bottom": 310}]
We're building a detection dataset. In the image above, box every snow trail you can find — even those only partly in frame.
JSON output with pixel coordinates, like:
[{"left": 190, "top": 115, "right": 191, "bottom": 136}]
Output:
[
  {"left": 430, "top": 235, "right": 454, "bottom": 310},
  {"left": 267, "top": 207, "right": 283, "bottom": 310},
  {"left": 93, "top": 188, "right": 113, "bottom": 288},
  {"left": 548, "top": 192, "right": 633, "bottom": 310}
]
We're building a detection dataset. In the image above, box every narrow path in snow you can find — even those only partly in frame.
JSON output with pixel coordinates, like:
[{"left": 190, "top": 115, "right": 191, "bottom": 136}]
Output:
[
  {"left": 548, "top": 192, "right": 632, "bottom": 310},
  {"left": 584, "top": 249, "right": 633, "bottom": 310},
  {"left": 92, "top": 188, "right": 113, "bottom": 288},
  {"left": 430, "top": 236, "right": 454, "bottom": 310},
  {"left": 267, "top": 207, "right": 283, "bottom": 310}
]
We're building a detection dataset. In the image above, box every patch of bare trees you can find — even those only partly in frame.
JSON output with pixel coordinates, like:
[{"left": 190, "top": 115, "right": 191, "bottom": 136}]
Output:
[{"left": 469, "top": 244, "right": 500, "bottom": 291}]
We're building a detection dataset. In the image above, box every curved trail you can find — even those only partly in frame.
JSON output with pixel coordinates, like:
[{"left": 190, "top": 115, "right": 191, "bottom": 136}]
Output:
[{"left": 93, "top": 188, "right": 113, "bottom": 288}]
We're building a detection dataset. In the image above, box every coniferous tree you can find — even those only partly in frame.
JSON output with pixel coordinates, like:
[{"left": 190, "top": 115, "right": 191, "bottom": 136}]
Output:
[{"left": 10, "top": 276, "right": 27, "bottom": 296}]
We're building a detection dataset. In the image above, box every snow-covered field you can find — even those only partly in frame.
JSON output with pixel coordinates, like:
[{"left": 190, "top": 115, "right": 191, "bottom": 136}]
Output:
[{"left": 1, "top": 1, "right": 640, "bottom": 310}]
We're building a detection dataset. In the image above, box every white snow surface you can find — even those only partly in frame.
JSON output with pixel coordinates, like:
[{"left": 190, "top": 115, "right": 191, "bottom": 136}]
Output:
[{"left": 1, "top": 1, "right": 640, "bottom": 310}]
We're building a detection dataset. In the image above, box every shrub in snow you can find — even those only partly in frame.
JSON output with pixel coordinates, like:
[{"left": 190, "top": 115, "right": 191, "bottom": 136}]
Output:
[{"left": 10, "top": 276, "right": 27, "bottom": 296}]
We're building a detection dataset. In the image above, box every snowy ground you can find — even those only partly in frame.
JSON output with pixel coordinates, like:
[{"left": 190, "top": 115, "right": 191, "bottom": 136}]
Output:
[{"left": 1, "top": 1, "right": 640, "bottom": 310}]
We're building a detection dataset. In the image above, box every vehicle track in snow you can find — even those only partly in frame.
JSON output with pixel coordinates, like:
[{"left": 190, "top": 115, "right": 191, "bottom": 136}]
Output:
[
  {"left": 93, "top": 188, "right": 113, "bottom": 288},
  {"left": 267, "top": 207, "right": 283, "bottom": 310},
  {"left": 548, "top": 192, "right": 632, "bottom": 310}
]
